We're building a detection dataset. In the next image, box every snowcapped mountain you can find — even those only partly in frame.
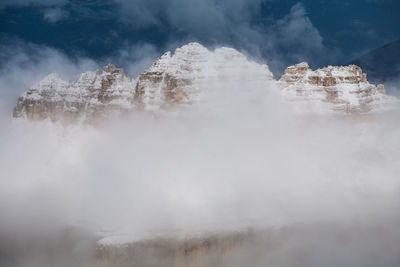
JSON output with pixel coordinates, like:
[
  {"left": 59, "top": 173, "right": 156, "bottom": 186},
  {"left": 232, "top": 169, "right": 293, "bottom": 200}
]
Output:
[
  {"left": 13, "top": 43, "right": 396, "bottom": 123},
  {"left": 13, "top": 64, "right": 136, "bottom": 124},
  {"left": 135, "top": 42, "right": 274, "bottom": 110},
  {"left": 279, "top": 62, "right": 393, "bottom": 113}
]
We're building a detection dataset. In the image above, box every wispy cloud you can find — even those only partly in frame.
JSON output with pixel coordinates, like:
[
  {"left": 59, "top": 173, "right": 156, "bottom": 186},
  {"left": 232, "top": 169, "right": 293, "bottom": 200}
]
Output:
[
  {"left": 0, "top": 1, "right": 336, "bottom": 74},
  {"left": 113, "top": 0, "right": 334, "bottom": 74},
  {"left": 43, "top": 6, "right": 70, "bottom": 23},
  {"left": 0, "top": 0, "right": 67, "bottom": 9},
  {"left": 0, "top": 38, "right": 98, "bottom": 115}
]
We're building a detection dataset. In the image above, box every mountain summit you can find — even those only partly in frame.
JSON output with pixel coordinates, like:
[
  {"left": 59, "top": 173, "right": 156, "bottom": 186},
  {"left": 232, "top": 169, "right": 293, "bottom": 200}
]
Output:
[
  {"left": 13, "top": 63, "right": 135, "bottom": 124},
  {"left": 135, "top": 42, "right": 274, "bottom": 110},
  {"left": 13, "top": 43, "right": 275, "bottom": 123},
  {"left": 279, "top": 62, "right": 389, "bottom": 113},
  {"left": 13, "top": 43, "right": 394, "bottom": 124}
]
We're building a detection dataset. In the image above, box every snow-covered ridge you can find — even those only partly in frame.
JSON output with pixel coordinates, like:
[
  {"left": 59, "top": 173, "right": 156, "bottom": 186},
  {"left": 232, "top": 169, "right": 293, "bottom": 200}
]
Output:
[
  {"left": 13, "top": 43, "right": 275, "bottom": 122},
  {"left": 13, "top": 64, "right": 136, "bottom": 124},
  {"left": 279, "top": 62, "right": 394, "bottom": 113},
  {"left": 13, "top": 43, "right": 396, "bottom": 123},
  {"left": 135, "top": 42, "right": 274, "bottom": 110}
]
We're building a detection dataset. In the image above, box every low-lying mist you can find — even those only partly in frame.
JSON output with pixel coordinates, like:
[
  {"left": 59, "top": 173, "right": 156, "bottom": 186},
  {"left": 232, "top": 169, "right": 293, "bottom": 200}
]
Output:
[{"left": 1, "top": 44, "right": 400, "bottom": 266}]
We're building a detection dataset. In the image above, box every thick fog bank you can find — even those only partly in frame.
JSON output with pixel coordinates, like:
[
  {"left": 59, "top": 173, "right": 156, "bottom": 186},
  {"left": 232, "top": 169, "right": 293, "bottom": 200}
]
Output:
[
  {"left": 2, "top": 222, "right": 400, "bottom": 267},
  {"left": 1, "top": 85, "right": 400, "bottom": 234},
  {"left": 1, "top": 43, "right": 400, "bottom": 266}
]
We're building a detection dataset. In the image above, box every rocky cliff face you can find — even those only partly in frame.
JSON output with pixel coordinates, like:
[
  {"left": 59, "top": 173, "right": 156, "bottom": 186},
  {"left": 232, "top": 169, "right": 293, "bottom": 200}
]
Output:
[
  {"left": 13, "top": 64, "right": 136, "bottom": 124},
  {"left": 134, "top": 43, "right": 208, "bottom": 110},
  {"left": 135, "top": 42, "right": 274, "bottom": 110},
  {"left": 279, "top": 62, "right": 390, "bottom": 113},
  {"left": 13, "top": 43, "right": 274, "bottom": 122},
  {"left": 13, "top": 43, "right": 396, "bottom": 123}
]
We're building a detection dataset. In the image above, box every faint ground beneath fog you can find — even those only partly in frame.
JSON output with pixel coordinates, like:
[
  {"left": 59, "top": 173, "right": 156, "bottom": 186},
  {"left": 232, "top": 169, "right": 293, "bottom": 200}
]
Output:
[{"left": 1, "top": 220, "right": 400, "bottom": 267}]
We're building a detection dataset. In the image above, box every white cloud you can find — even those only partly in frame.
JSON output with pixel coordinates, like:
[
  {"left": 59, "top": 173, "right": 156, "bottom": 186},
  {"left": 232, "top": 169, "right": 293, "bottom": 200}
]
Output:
[
  {"left": 43, "top": 6, "right": 70, "bottom": 22},
  {"left": 0, "top": 39, "right": 98, "bottom": 116}
]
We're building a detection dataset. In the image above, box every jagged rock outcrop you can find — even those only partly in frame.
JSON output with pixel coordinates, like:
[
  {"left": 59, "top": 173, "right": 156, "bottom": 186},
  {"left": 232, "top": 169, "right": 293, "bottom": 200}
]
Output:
[
  {"left": 12, "top": 43, "right": 397, "bottom": 123},
  {"left": 135, "top": 42, "right": 274, "bottom": 110},
  {"left": 13, "top": 43, "right": 274, "bottom": 122},
  {"left": 13, "top": 64, "right": 136, "bottom": 124},
  {"left": 279, "top": 62, "right": 390, "bottom": 113}
]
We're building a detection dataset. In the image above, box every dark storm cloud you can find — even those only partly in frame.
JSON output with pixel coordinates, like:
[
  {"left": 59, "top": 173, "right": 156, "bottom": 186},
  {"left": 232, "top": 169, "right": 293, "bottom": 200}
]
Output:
[
  {"left": 1, "top": 0, "right": 331, "bottom": 74},
  {"left": 0, "top": 0, "right": 67, "bottom": 8},
  {"left": 114, "top": 0, "right": 266, "bottom": 34},
  {"left": 262, "top": 3, "right": 333, "bottom": 73},
  {"left": 113, "top": 0, "right": 332, "bottom": 74}
]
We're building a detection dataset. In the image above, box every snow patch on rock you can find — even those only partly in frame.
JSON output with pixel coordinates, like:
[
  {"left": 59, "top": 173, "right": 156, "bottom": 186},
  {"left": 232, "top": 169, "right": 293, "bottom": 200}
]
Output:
[{"left": 279, "top": 62, "right": 397, "bottom": 113}]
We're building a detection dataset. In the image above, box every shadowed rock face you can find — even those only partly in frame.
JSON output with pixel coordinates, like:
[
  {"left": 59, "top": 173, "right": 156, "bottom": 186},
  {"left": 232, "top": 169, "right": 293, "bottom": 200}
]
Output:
[
  {"left": 134, "top": 70, "right": 192, "bottom": 110},
  {"left": 279, "top": 62, "right": 389, "bottom": 113}
]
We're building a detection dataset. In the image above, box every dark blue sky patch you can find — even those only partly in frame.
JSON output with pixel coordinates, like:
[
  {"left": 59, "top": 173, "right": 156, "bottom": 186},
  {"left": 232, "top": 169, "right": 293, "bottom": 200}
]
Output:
[{"left": 0, "top": 0, "right": 399, "bottom": 76}]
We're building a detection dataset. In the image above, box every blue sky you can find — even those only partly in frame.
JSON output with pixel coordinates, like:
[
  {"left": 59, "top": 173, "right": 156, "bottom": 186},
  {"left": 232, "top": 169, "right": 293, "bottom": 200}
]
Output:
[{"left": 0, "top": 0, "right": 399, "bottom": 75}]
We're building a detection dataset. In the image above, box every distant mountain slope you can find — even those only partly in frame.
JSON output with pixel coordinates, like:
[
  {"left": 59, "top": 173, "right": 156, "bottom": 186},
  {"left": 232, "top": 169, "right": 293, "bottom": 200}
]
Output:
[{"left": 351, "top": 40, "right": 400, "bottom": 84}]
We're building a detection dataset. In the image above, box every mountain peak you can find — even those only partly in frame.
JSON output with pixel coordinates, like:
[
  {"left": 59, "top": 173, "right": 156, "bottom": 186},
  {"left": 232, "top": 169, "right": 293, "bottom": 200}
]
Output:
[
  {"left": 175, "top": 42, "right": 208, "bottom": 52},
  {"left": 13, "top": 63, "right": 136, "bottom": 123},
  {"left": 102, "top": 63, "right": 124, "bottom": 74},
  {"left": 12, "top": 43, "right": 397, "bottom": 124},
  {"left": 279, "top": 62, "right": 392, "bottom": 113},
  {"left": 134, "top": 43, "right": 274, "bottom": 110}
]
